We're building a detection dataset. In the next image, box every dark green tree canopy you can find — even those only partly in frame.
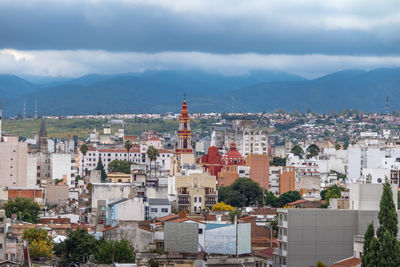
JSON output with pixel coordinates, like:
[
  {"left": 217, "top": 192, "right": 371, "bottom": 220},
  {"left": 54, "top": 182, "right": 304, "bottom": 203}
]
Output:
[
  {"left": 377, "top": 181, "right": 398, "bottom": 241},
  {"left": 94, "top": 239, "right": 135, "bottom": 264},
  {"left": 306, "top": 144, "right": 320, "bottom": 158},
  {"left": 218, "top": 178, "right": 263, "bottom": 207},
  {"left": 264, "top": 191, "right": 278, "bottom": 207},
  {"left": 278, "top": 191, "right": 302, "bottom": 207},
  {"left": 53, "top": 229, "right": 98, "bottom": 265},
  {"left": 108, "top": 160, "right": 132, "bottom": 174},
  {"left": 4, "top": 197, "right": 40, "bottom": 223},
  {"left": 270, "top": 157, "right": 286, "bottom": 166},
  {"left": 95, "top": 155, "right": 107, "bottom": 182},
  {"left": 291, "top": 145, "right": 304, "bottom": 158},
  {"left": 361, "top": 180, "right": 400, "bottom": 267},
  {"left": 80, "top": 143, "right": 88, "bottom": 156}
]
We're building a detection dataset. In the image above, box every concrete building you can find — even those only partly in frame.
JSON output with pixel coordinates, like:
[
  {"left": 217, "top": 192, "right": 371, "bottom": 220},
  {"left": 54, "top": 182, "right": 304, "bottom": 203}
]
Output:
[
  {"left": 211, "top": 120, "right": 268, "bottom": 156},
  {"left": 349, "top": 183, "right": 397, "bottom": 210},
  {"left": 0, "top": 136, "right": 31, "bottom": 187},
  {"left": 148, "top": 198, "right": 171, "bottom": 219},
  {"left": 106, "top": 198, "right": 147, "bottom": 226},
  {"left": 273, "top": 208, "right": 398, "bottom": 267},
  {"left": 0, "top": 210, "right": 5, "bottom": 260},
  {"left": 46, "top": 184, "right": 69, "bottom": 206},
  {"left": 269, "top": 166, "right": 296, "bottom": 196},
  {"left": 171, "top": 171, "right": 217, "bottom": 213}
]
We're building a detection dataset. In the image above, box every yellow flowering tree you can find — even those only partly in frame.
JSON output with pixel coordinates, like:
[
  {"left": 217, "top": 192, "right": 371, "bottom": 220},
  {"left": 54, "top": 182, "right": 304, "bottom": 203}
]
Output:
[
  {"left": 22, "top": 228, "right": 52, "bottom": 259},
  {"left": 212, "top": 202, "right": 234, "bottom": 211}
]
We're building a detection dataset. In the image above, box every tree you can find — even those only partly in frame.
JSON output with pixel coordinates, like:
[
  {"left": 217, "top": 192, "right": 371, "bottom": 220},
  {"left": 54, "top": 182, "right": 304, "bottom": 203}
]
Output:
[
  {"left": 378, "top": 229, "right": 400, "bottom": 267},
  {"left": 22, "top": 228, "right": 52, "bottom": 259},
  {"left": 278, "top": 191, "right": 302, "bottom": 207},
  {"left": 230, "top": 178, "right": 263, "bottom": 206},
  {"left": 324, "top": 185, "right": 344, "bottom": 205},
  {"left": 291, "top": 145, "right": 304, "bottom": 158},
  {"left": 94, "top": 239, "right": 135, "bottom": 264},
  {"left": 219, "top": 187, "right": 246, "bottom": 207},
  {"left": 229, "top": 208, "right": 242, "bottom": 223},
  {"left": 212, "top": 202, "right": 234, "bottom": 211},
  {"left": 108, "top": 160, "right": 131, "bottom": 174},
  {"left": 377, "top": 181, "right": 398, "bottom": 241},
  {"left": 316, "top": 261, "right": 327, "bottom": 267},
  {"left": 80, "top": 143, "right": 88, "bottom": 176},
  {"left": 270, "top": 157, "right": 286, "bottom": 166},
  {"left": 306, "top": 144, "right": 320, "bottom": 158},
  {"left": 361, "top": 180, "right": 400, "bottom": 267},
  {"left": 4, "top": 197, "right": 40, "bottom": 223},
  {"left": 264, "top": 191, "right": 278, "bottom": 207},
  {"left": 335, "top": 144, "right": 341, "bottom": 150},
  {"left": 53, "top": 229, "right": 98, "bottom": 265},
  {"left": 125, "top": 140, "right": 133, "bottom": 162},
  {"left": 362, "top": 223, "right": 378, "bottom": 267},
  {"left": 95, "top": 155, "right": 107, "bottom": 182},
  {"left": 147, "top": 146, "right": 159, "bottom": 178},
  {"left": 342, "top": 143, "right": 349, "bottom": 150}
]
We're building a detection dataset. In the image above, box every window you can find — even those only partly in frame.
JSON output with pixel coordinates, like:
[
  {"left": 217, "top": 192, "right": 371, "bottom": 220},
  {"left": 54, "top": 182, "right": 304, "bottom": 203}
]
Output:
[
  {"left": 151, "top": 208, "right": 158, "bottom": 212},
  {"left": 194, "top": 197, "right": 197, "bottom": 202},
  {"left": 198, "top": 197, "right": 202, "bottom": 202},
  {"left": 161, "top": 208, "right": 168, "bottom": 213},
  {"left": 198, "top": 228, "right": 203, "bottom": 234}
]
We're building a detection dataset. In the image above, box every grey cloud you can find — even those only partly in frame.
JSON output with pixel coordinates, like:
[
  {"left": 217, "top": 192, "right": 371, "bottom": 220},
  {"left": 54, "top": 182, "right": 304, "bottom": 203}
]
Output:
[
  {"left": 1, "top": 49, "right": 400, "bottom": 78},
  {"left": 0, "top": 0, "right": 399, "bottom": 55}
]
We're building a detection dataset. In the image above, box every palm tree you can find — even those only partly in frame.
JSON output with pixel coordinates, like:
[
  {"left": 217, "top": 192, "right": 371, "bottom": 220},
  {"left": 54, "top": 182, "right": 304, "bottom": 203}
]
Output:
[
  {"left": 80, "top": 143, "right": 88, "bottom": 177},
  {"left": 125, "top": 140, "right": 133, "bottom": 162},
  {"left": 146, "top": 146, "right": 159, "bottom": 178}
]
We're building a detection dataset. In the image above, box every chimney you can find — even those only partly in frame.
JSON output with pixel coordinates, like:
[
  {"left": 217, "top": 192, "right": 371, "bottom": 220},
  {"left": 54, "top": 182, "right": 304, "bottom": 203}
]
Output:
[{"left": 180, "top": 210, "right": 187, "bottom": 219}]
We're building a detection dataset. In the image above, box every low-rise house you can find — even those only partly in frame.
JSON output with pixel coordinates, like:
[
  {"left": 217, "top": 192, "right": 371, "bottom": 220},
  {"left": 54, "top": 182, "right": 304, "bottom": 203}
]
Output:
[{"left": 148, "top": 199, "right": 171, "bottom": 220}]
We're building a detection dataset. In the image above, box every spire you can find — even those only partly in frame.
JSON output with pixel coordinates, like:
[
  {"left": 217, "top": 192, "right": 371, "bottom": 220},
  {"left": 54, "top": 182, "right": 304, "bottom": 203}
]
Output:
[{"left": 39, "top": 117, "right": 47, "bottom": 137}]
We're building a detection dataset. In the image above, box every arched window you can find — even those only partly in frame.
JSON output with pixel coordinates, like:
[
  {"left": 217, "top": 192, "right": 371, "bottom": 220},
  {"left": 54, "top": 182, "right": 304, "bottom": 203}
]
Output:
[{"left": 183, "top": 139, "right": 188, "bottom": 148}]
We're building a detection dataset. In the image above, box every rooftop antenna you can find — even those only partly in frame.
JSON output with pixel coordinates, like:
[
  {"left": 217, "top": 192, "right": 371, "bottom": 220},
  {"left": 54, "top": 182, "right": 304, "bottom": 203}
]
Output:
[
  {"left": 34, "top": 100, "right": 38, "bottom": 119},
  {"left": 183, "top": 92, "right": 187, "bottom": 100},
  {"left": 386, "top": 96, "right": 389, "bottom": 115},
  {"left": 23, "top": 99, "right": 26, "bottom": 119}
]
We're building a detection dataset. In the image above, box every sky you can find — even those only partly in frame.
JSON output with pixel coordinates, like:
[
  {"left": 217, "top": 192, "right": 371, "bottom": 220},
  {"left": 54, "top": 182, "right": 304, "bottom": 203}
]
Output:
[{"left": 1, "top": 0, "right": 400, "bottom": 78}]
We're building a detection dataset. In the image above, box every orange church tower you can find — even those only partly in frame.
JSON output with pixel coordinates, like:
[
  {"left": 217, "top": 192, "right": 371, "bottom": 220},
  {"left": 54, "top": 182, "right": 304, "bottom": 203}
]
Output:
[
  {"left": 176, "top": 99, "right": 193, "bottom": 154},
  {"left": 170, "top": 99, "right": 196, "bottom": 175}
]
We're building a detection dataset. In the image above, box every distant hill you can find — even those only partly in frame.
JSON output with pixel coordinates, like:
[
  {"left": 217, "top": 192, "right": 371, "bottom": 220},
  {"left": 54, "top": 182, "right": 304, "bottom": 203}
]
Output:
[
  {"left": 214, "top": 67, "right": 400, "bottom": 113},
  {"left": 0, "top": 74, "right": 36, "bottom": 99},
  {"left": 1, "top": 68, "right": 400, "bottom": 115}
]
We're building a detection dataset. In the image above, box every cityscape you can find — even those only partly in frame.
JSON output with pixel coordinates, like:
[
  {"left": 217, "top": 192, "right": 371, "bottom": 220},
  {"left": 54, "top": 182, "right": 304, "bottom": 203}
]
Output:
[{"left": 1, "top": 1, "right": 400, "bottom": 267}]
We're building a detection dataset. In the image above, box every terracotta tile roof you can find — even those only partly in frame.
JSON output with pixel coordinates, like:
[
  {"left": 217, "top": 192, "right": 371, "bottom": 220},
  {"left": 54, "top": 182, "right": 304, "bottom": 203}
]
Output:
[
  {"left": 329, "top": 257, "right": 361, "bottom": 267},
  {"left": 287, "top": 199, "right": 307, "bottom": 205},
  {"left": 125, "top": 136, "right": 138, "bottom": 140},
  {"left": 169, "top": 218, "right": 205, "bottom": 224},
  {"left": 254, "top": 247, "right": 274, "bottom": 259},
  {"left": 148, "top": 137, "right": 161, "bottom": 141},
  {"left": 157, "top": 149, "right": 174, "bottom": 154},
  {"left": 155, "top": 214, "right": 179, "bottom": 222}
]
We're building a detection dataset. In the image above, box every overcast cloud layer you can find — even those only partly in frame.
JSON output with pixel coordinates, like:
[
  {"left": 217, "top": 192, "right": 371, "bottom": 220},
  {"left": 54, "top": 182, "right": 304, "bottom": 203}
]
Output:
[{"left": 1, "top": 0, "right": 400, "bottom": 77}]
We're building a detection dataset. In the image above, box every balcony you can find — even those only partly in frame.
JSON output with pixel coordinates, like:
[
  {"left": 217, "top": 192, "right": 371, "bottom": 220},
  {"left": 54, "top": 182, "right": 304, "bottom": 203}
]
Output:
[
  {"left": 178, "top": 201, "right": 190, "bottom": 206},
  {"left": 278, "top": 220, "right": 288, "bottom": 228},
  {"left": 354, "top": 235, "right": 364, "bottom": 244},
  {"left": 274, "top": 248, "right": 287, "bottom": 257},
  {"left": 278, "top": 234, "right": 287, "bottom": 243}
]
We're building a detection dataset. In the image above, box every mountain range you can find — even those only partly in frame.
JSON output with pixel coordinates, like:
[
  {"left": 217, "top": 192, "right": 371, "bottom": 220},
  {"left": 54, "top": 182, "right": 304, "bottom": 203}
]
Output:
[{"left": 0, "top": 68, "right": 399, "bottom": 116}]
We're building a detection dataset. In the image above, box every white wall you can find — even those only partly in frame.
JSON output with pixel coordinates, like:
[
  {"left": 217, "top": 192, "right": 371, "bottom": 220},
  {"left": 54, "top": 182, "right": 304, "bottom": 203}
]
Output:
[
  {"left": 349, "top": 183, "right": 398, "bottom": 210},
  {"left": 51, "top": 153, "right": 72, "bottom": 186}
]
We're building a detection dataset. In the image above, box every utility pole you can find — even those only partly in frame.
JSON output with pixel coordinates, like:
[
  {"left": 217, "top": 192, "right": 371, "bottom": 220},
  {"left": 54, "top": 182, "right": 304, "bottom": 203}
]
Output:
[
  {"left": 34, "top": 100, "right": 38, "bottom": 119},
  {"left": 23, "top": 99, "right": 26, "bottom": 119}
]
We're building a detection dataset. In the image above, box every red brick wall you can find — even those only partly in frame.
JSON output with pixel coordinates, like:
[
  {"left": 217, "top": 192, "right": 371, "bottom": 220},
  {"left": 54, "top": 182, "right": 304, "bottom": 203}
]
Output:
[
  {"left": 8, "top": 189, "right": 43, "bottom": 201},
  {"left": 247, "top": 154, "right": 270, "bottom": 190}
]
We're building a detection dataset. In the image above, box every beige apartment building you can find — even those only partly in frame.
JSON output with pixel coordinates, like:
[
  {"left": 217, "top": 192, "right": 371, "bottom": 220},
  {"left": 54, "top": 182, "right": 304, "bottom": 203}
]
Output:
[
  {"left": 0, "top": 135, "right": 31, "bottom": 187},
  {"left": 175, "top": 172, "right": 217, "bottom": 213}
]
